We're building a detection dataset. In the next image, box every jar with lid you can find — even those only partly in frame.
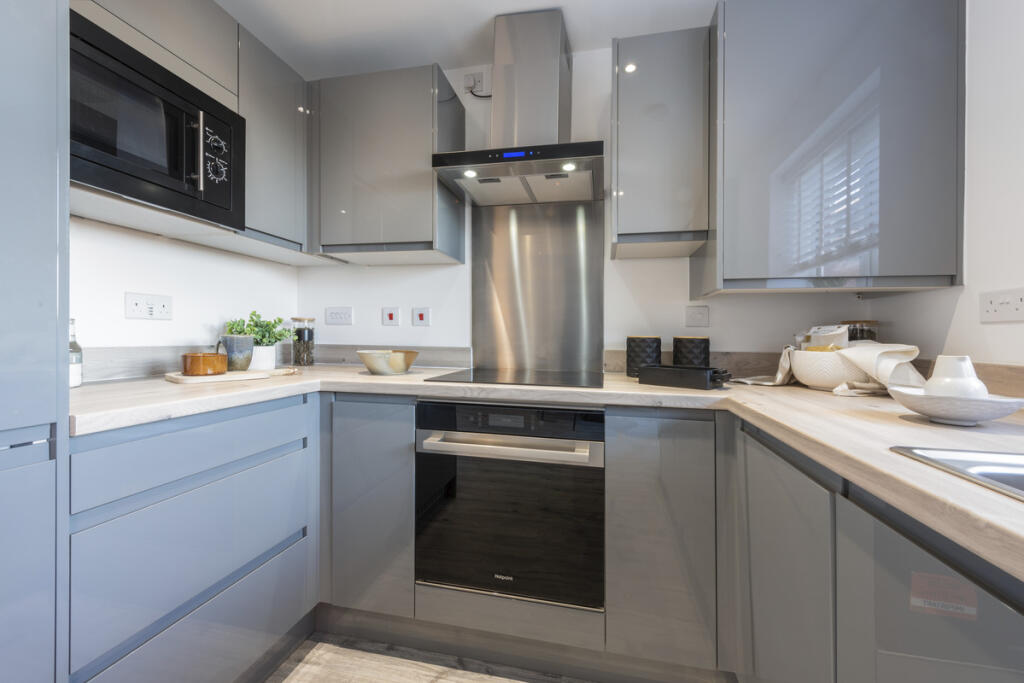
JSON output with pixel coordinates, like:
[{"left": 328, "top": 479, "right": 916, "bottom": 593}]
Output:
[
  {"left": 291, "top": 317, "right": 315, "bottom": 366},
  {"left": 69, "top": 318, "right": 83, "bottom": 388},
  {"left": 841, "top": 320, "right": 880, "bottom": 342}
]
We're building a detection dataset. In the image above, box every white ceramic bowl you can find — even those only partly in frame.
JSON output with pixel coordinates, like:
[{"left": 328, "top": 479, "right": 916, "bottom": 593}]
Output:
[
  {"left": 889, "top": 386, "right": 1024, "bottom": 426},
  {"left": 357, "top": 349, "right": 419, "bottom": 375},
  {"left": 790, "top": 350, "right": 871, "bottom": 391}
]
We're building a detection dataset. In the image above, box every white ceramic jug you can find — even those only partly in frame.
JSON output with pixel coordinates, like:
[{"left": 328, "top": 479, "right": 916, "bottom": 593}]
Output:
[{"left": 923, "top": 355, "right": 988, "bottom": 398}]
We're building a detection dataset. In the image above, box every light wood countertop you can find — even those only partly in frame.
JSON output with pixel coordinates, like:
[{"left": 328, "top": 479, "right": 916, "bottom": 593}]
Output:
[{"left": 70, "top": 365, "right": 1024, "bottom": 584}]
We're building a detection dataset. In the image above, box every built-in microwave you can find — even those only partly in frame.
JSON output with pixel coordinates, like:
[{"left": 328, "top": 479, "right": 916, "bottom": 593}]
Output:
[{"left": 70, "top": 11, "right": 245, "bottom": 230}]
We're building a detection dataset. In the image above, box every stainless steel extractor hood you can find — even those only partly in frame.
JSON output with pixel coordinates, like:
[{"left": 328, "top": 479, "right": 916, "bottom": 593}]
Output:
[{"left": 433, "top": 10, "right": 604, "bottom": 207}]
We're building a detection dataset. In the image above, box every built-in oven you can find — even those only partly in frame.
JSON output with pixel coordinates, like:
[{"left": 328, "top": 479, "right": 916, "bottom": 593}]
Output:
[
  {"left": 70, "top": 11, "right": 244, "bottom": 230},
  {"left": 415, "top": 401, "right": 605, "bottom": 610}
]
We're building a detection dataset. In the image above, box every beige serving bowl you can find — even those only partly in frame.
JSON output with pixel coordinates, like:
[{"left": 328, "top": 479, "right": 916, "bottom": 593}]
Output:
[{"left": 357, "top": 349, "right": 420, "bottom": 375}]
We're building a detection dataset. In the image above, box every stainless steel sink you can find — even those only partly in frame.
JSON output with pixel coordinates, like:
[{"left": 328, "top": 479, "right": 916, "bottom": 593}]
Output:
[{"left": 891, "top": 447, "right": 1024, "bottom": 503}]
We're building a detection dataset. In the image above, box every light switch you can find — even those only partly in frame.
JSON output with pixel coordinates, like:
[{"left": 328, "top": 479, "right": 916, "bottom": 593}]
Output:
[
  {"left": 381, "top": 307, "right": 400, "bottom": 326},
  {"left": 412, "top": 307, "right": 431, "bottom": 327},
  {"left": 685, "top": 305, "right": 710, "bottom": 328},
  {"left": 325, "top": 306, "right": 353, "bottom": 325}
]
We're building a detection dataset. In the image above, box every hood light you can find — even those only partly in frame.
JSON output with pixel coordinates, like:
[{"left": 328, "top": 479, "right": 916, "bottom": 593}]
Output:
[
  {"left": 561, "top": 162, "right": 577, "bottom": 172},
  {"left": 624, "top": 63, "right": 637, "bottom": 74},
  {"left": 463, "top": 169, "right": 478, "bottom": 178}
]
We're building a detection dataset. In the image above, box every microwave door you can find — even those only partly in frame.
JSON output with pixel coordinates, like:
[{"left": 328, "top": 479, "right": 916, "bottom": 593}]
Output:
[{"left": 70, "top": 41, "right": 200, "bottom": 198}]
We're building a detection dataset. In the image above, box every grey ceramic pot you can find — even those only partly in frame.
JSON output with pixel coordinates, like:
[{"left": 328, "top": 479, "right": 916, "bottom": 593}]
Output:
[{"left": 218, "top": 334, "right": 254, "bottom": 371}]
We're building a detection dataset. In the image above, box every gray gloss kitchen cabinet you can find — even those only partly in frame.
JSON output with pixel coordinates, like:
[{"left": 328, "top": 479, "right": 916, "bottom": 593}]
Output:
[
  {"left": 239, "top": 26, "right": 308, "bottom": 249},
  {"left": 605, "top": 408, "right": 716, "bottom": 669},
  {"left": 611, "top": 28, "right": 709, "bottom": 259},
  {"left": 331, "top": 395, "right": 416, "bottom": 617},
  {"left": 0, "top": 1, "right": 65, "bottom": 678},
  {"left": 692, "top": 0, "right": 964, "bottom": 294},
  {"left": 69, "top": 395, "right": 319, "bottom": 682},
  {"left": 836, "top": 496, "right": 1024, "bottom": 683},
  {"left": 717, "top": 416, "right": 837, "bottom": 683},
  {"left": 79, "top": 0, "right": 238, "bottom": 103},
  {"left": 0, "top": 452, "right": 56, "bottom": 683},
  {"left": 317, "top": 65, "right": 466, "bottom": 264}
]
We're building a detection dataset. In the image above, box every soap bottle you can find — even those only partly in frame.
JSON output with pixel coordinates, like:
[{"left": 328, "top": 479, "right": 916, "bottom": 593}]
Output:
[{"left": 69, "top": 318, "right": 83, "bottom": 388}]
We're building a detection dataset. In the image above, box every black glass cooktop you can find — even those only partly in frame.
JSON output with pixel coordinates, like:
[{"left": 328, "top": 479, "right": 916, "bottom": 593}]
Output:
[{"left": 426, "top": 368, "right": 604, "bottom": 389}]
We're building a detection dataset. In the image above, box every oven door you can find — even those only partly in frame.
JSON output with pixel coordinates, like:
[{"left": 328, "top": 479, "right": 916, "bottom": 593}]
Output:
[
  {"left": 70, "top": 12, "right": 244, "bottom": 229},
  {"left": 415, "top": 429, "right": 605, "bottom": 610}
]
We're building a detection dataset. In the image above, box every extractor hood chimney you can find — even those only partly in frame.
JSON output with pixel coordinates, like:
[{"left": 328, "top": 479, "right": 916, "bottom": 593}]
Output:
[
  {"left": 433, "top": 9, "right": 604, "bottom": 207},
  {"left": 490, "top": 9, "right": 572, "bottom": 147}
]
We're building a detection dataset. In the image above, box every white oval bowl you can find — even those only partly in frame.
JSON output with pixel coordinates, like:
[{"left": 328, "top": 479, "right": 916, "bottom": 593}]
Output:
[
  {"left": 790, "top": 350, "right": 870, "bottom": 391},
  {"left": 889, "top": 386, "right": 1024, "bottom": 426}
]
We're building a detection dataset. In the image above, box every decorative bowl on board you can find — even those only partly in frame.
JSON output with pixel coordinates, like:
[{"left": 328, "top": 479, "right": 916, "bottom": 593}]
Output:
[
  {"left": 357, "top": 349, "right": 420, "bottom": 375},
  {"left": 790, "top": 350, "right": 871, "bottom": 391},
  {"left": 888, "top": 386, "right": 1024, "bottom": 427}
]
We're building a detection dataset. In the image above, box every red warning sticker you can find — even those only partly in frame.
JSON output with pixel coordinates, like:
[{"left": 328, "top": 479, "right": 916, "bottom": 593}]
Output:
[{"left": 909, "top": 572, "right": 978, "bottom": 621}]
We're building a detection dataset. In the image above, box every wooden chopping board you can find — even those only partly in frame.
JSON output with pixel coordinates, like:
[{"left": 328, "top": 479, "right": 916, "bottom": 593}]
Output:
[{"left": 164, "top": 367, "right": 300, "bottom": 384}]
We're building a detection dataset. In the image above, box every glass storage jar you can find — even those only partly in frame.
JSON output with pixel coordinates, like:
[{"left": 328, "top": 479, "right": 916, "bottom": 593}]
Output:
[
  {"left": 291, "top": 317, "right": 315, "bottom": 366},
  {"left": 842, "top": 320, "right": 880, "bottom": 342}
]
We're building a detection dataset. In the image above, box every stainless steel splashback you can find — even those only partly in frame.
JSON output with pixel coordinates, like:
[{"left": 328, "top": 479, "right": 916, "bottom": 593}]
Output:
[{"left": 472, "top": 202, "right": 604, "bottom": 374}]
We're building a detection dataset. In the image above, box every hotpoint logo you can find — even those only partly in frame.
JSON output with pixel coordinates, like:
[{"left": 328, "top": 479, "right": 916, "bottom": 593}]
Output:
[{"left": 493, "top": 573, "right": 514, "bottom": 582}]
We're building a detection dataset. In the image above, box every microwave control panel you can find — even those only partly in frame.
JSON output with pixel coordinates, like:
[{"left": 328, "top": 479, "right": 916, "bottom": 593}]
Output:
[{"left": 201, "top": 113, "right": 233, "bottom": 209}]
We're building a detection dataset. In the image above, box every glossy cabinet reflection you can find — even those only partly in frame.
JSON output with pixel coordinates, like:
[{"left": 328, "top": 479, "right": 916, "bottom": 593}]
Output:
[
  {"left": 717, "top": 418, "right": 836, "bottom": 683},
  {"left": 612, "top": 28, "right": 709, "bottom": 257},
  {"left": 331, "top": 396, "right": 416, "bottom": 617},
  {"left": 317, "top": 65, "right": 465, "bottom": 263},
  {"left": 695, "top": 0, "right": 962, "bottom": 292},
  {"left": 605, "top": 409, "right": 716, "bottom": 668},
  {"left": 239, "top": 26, "right": 308, "bottom": 248},
  {"left": 836, "top": 497, "right": 1024, "bottom": 682}
]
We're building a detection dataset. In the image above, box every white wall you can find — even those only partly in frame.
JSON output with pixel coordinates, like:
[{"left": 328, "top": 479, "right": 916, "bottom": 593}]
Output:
[
  {"left": 865, "top": 0, "right": 1024, "bottom": 365},
  {"left": 70, "top": 217, "right": 299, "bottom": 347}
]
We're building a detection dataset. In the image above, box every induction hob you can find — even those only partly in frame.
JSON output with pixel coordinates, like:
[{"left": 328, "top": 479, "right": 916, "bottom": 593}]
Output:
[{"left": 426, "top": 368, "right": 604, "bottom": 389}]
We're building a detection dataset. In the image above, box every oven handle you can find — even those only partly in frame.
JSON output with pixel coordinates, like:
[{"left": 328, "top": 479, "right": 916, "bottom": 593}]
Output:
[{"left": 417, "top": 430, "right": 604, "bottom": 468}]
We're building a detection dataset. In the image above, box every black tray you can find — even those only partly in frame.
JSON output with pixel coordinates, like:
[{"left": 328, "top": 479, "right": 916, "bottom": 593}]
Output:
[{"left": 637, "top": 365, "right": 732, "bottom": 390}]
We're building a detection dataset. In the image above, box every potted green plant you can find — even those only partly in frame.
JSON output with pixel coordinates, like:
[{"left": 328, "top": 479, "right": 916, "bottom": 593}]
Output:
[
  {"left": 220, "top": 318, "right": 254, "bottom": 371},
  {"left": 228, "top": 311, "right": 294, "bottom": 371}
]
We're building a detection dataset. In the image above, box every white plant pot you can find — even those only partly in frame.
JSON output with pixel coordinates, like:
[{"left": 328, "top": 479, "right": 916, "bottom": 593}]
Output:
[{"left": 249, "top": 345, "right": 277, "bottom": 371}]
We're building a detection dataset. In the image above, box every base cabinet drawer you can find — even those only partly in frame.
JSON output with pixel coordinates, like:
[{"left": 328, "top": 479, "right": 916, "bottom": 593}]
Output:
[
  {"left": 71, "top": 449, "right": 310, "bottom": 674},
  {"left": 91, "top": 536, "right": 311, "bottom": 683}
]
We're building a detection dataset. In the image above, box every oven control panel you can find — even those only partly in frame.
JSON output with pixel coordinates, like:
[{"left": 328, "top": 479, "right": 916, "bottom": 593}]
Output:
[{"left": 416, "top": 402, "right": 604, "bottom": 441}]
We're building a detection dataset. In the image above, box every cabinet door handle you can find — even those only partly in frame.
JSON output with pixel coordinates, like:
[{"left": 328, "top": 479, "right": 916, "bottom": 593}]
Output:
[{"left": 416, "top": 430, "right": 604, "bottom": 468}]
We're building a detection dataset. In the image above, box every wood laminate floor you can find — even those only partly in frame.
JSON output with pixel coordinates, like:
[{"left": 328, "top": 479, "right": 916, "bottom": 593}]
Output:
[{"left": 266, "top": 634, "right": 595, "bottom": 683}]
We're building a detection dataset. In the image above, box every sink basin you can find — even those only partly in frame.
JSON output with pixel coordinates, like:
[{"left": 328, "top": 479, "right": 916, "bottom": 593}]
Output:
[{"left": 892, "top": 447, "right": 1024, "bottom": 503}]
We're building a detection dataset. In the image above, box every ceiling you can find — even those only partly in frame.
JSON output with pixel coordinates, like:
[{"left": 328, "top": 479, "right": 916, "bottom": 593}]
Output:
[{"left": 214, "top": 0, "right": 716, "bottom": 80}]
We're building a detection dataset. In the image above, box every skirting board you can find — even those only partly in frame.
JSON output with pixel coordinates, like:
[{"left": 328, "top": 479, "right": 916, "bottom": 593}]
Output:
[{"left": 315, "top": 603, "right": 728, "bottom": 683}]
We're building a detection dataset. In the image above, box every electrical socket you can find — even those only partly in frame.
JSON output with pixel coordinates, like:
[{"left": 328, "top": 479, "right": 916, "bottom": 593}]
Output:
[
  {"left": 125, "top": 292, "right": 172, "bottom": 320},
  {"left": 980, "top": 288, "right": 1024, "bottom": 323},
  {"left": 463, "top": 71, "right": 485, "bottom": 95},
  {"left": 685, "top": 305, "right": 710, "bottom": 328},
  {"left": 381, "top": 307, "right": 400, "bottom": 326},
  {"left": 325, "top": 306, "right": 353, "bottom": 325},
  {"left": 412, "top": 307, "right": 431, "bottom": 326}
]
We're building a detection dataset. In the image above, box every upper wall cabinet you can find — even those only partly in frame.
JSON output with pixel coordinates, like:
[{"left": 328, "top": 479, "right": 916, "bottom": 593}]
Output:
[
  {"left": 69, "top": 0, "right": 239, "bottom": 110},
  {"left": 316, "top": 65, "right": 466, "bottom": 265},
  {"left": 238, "top": 27, "right": 308, "bottom": 250},
  {"left": 692, "top": 0, "right": 964, "bottom": 294},
  {"left": 611, "top": 28, "right": 709, "bottom": 259}
]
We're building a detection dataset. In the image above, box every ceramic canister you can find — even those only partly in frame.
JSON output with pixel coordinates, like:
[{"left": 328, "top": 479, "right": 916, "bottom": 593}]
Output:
[
  {"left": 626, "top": 336, "right": 662, "bottom": 378},
  {"left": 673, "top": 336, "right": 710, "bottom": 368}
]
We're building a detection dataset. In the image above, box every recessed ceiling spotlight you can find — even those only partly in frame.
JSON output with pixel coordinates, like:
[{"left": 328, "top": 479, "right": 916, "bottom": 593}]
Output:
[
  {"left": 562, "top": 162, "right": 577, "bottom": 172},
  {"left": 624, "top": 63, "right": 637, "bottom": 74},
  {"left": 463, "top": 169, "right": 478, "bottom": 178}
]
